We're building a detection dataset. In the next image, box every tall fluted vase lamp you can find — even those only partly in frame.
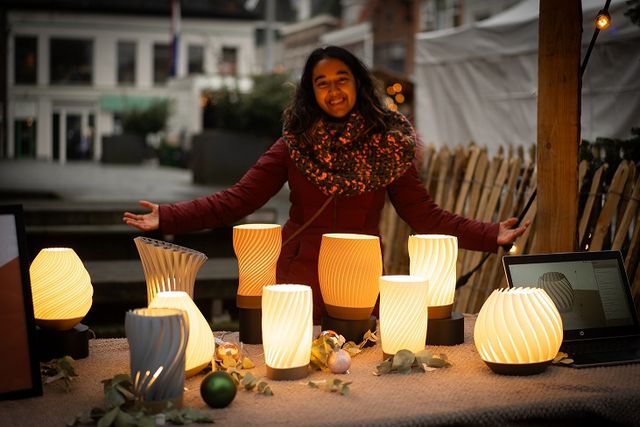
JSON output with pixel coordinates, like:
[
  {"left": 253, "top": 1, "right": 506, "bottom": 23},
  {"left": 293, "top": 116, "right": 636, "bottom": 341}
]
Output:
[{"left": 233, "top": 224, "right": 282, "bottom": 344}]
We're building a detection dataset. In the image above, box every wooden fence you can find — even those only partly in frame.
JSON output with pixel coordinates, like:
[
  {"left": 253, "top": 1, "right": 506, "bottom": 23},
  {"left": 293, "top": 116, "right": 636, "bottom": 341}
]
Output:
[{"left": 379, "top": 144, "right": 640, "bottom": 314}]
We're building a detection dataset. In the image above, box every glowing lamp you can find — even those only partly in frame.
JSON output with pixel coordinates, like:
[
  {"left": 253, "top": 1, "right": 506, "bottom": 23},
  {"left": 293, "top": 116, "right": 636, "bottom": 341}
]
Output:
[
  {"left": 134, "top": 236, "right": 207, "bottom": 302},
  {"left": 29, "top": 247, "right": 93, "bottom": 331},
  {"left": 595, "top": 10, "right": 611, "bottom": 30},
  {"left": 408, "top": 235, "right": 463, "bottom": 345},
  {"left": 148, "top": 291, "right": 215, "bottom": 377},
  {"left": 125, "top": 308, "right": 188, "bottom": 412},
  {"left": 474, "top": 288, "right": 563, "bottom": 375},
  {"left": 262, "top": 284, "right": 312, "bottom": 380},
  {"left": 233, "top": 224, "right": 282, "bottom": 344},
  {"left": 379, "top": 275, "right": 429, "bottom": 358},
  {"left": 318, "top": 233, "right": 381, "bottom": 342},
  {"left": 538, "top": 272, "right": 574, "bottom": 312}
]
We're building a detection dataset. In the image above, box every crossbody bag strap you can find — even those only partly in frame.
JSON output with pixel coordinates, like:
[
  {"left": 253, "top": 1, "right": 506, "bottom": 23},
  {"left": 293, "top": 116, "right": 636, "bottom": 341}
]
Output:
[{"left": 283, "top": 195, "right": 335, "bottom": 246}]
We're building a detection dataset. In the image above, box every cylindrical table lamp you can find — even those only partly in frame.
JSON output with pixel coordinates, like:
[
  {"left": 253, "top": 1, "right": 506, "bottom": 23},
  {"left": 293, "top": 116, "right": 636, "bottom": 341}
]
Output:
[
  {"left": 262, "top": 284, "right": 313, "bottom": 380},
  {"left": 233, "top": 224, "right": 282, "bottom": 344},
  {"left": 379, "top": 275, "right": 430, "bottom": 359},
  {"left": 29, "top": 247, "right": 93, "bottom": 360},
  {"left": 408, "top": 234, "right": 463, "bottom": 345},
  {"left": 148, "top": 291, "right": 215, "bottom": 377},
  {"left": 125, "top": 308, "right": 188, "bottom": 412},
  {"left": 474, "top": 287, "right": 563, "bottom": 375}
]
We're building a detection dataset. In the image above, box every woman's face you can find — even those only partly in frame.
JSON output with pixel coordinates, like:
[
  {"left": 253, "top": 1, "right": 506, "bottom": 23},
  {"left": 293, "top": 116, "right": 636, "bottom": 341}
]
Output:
[{"left": 312, "top": 58, "right": 357, "bottom": 119}]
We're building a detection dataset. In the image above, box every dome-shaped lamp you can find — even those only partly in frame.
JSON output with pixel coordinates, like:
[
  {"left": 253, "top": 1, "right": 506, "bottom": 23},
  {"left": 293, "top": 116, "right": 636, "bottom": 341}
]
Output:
[
  {"left": 379, "top": 275, "right": 430, "bottom": 359},
  {"left": 408, "top": 234, "right": 463, "bottom": 345},
  {"left": 233, "top": 224, "right": 282, "bottom": 344},
  {"left": 148, "top": 291, "right": 215, "bottom": 377},
  {"left": 262, "top": 284, "right": 313, "bottom": 380},
  {"left": 538, "top": 272, "right": 574, "bottom": 312},
  {"left": 474, "top": 288, "right": 563, "bottom": 375},
  {"left": 29, "top": 247, "right": 93, "bottom": 360},
  {"left": 125, "top": 307, "right": 189, "bottom": 412},
  {"left": 318, "top": 233, "right": 382, "bottom": 342}
]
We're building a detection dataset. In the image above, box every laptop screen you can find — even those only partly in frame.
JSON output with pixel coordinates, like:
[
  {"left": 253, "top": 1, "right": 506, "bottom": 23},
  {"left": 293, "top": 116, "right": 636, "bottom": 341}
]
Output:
[{"left": 503, "top": 250, "right": 640, "bottom": 341}]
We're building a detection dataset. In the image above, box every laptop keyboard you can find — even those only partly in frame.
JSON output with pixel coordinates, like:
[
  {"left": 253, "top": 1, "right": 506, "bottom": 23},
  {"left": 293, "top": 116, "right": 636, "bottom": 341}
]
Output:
[{"left": 561, "top": 336, "right": 640, "bottom": 367}]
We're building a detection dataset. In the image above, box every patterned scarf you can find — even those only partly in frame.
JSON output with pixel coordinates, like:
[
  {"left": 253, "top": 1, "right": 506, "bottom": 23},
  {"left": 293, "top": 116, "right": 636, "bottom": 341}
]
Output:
[{"left": 283, "top": 111, "right": 416, "bottom": 197}]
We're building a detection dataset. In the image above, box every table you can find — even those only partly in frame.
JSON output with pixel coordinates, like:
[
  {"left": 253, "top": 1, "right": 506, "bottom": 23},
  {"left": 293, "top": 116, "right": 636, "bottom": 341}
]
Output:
[{"left": 2, "top": 315, "right": 639, "bottom": 427}]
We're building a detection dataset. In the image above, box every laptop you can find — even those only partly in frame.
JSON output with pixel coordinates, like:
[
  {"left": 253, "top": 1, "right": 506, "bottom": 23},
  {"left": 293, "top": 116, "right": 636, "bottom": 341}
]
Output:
[{"left": 502, "top": 250, "right": 640, "bottom": 368}]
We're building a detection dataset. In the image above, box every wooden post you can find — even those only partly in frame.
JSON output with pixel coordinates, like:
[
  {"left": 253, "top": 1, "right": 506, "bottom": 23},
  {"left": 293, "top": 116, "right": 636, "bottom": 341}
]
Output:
[{"left": 536, "top": 0, "right": 582, "bottom": 253}]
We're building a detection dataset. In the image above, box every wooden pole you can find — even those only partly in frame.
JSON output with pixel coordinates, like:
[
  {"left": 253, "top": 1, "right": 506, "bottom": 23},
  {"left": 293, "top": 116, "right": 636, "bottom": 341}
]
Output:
[{"left": 536, "top": 0, "right": 582, "bottom": 253}]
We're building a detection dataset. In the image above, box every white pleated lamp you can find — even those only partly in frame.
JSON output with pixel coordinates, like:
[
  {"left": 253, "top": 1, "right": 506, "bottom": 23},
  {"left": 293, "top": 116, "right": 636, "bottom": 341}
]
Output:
[
  {"left": 262, "top": 284, "right": 313, "bottom": 380},
  {"left": 126, "top": 308, "right": 189, "bottom": 412},
  {"left": 408, "top": 234, "right": 464, "bottom": 345},
  {"left": 233, "top": 224, "right": 282, "bottom": 344},
  {"left": 148, "top": 291, "right": 215, "bottom": 377},
  {"left": 538, "top": 272, "right": 575, "bottom": 312},
  {"left": 474, "top": 287, "right": 563, "bottom": 375},
  {"left": 318, "top": 233, "right": 381, "bottom": 342},
  {"left": 379, "top": 275, "right": 430, "bottom": 359}
]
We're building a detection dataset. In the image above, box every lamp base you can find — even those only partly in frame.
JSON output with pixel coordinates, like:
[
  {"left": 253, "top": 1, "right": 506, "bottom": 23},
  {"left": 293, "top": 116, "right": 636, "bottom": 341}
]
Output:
[
  {"left": 321, "top": 315, "right": 377, "bottom": 345},
  {"left": 266, "top": 364, "right": 309, "bottom": 381},
  {"left": 36, "top": 323, "right": 90, "bottom": 362},
  {"left": 483, "top": 359, "right": 552, "bottom": 376},
  {"left": 238, "top": 307, "right": 262, "bottom": 344},
  {"left": 426, "top": 311, "right": 464, "bottom": 346}
]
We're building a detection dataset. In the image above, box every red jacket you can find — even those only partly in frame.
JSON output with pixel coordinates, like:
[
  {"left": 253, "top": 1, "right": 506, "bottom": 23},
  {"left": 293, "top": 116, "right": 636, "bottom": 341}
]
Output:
[{"left": 159, "top": 139, "right": 499, "bottom": 321}]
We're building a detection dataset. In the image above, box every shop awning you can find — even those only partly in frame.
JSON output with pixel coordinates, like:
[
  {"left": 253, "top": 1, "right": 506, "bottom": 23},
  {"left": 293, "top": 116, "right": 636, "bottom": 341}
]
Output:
[{"left": 99, "top": 95, "right": 167, "bottom": 112}]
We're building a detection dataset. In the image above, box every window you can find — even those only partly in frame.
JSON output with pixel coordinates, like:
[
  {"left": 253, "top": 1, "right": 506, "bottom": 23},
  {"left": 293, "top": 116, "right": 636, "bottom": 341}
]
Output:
[
  {"left": 219, "top": 47, "right": 237, "bottom": 76},
  {"left": 188, "top": 44, "right": 204, "bottom": 75},
  {"left": 117, "top": 41, "right": 136, "bottom": 85},
  {"left": 153, "top": 43, "right": 170, "bottom": 85},
  {"left": 14, "top": 36, "right": 37, "bottom": 84},
  {"left": 50, "top": 38, "right": 93, "bottom": 84}
]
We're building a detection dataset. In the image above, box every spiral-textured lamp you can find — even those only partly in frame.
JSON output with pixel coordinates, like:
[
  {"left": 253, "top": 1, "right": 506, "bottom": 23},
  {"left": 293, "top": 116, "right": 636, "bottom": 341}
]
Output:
[
  {"left": 318, "top": 233, "right": 382, "bottom": 342},
  {"left": 474, "top": 288, "right": 563, "bottom": 375},
  {"left": 262, "top": 284, "right": 312, "bottom": 380},
  {"left": 408, "top": 234, "right": 463, "bottom": 345},
  {"left": 29, "top": 247, "right": 93, "bottom": 361},
  {"left": 538, "top": 272, "right": 574, "bottom": 312},
  {"left": 379, "top": 275, "right": 429, "bottom": 358},
  {"left": 125, "top": 308, "right": 188, "bottom": 412},
  {"left": 134, "top": 236, "right": 207, "bottom": 303},
  {"left": 233, "top": 224, "right": 282, "bottom": 344},
  {"left": 148, "top": 291, "right": 214, "bottom": 377}
]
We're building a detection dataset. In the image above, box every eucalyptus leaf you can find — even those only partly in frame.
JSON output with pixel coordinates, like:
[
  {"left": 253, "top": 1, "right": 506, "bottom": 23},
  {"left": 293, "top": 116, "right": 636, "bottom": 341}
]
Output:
[
  {"left": 257, "top": 381, "right": 273, "bottom": 396},
  {"left": 114, "top": 409, "right": 137, "bottom": 427},
  {"left": 241, "top": 372, "right": 258, "bottom": 390},
  {"left": 414, "top": 350, "right": 434, "bottom": 366},
  {"left": 97, "top": 407, "right": 119, "bottom": 427},
  {"left": 104, "top": 387, "right": 126, "bottom": 410},
  {"left": 221, "top": 355, "right": 237, "bottom": 370},
  {"left": 392, "top": 350, "right": 416, "bottom": 371},
  {"left": 553, "top": 352, "right": 569, "bottom": 363},
  {"left": 307, "top": 381, "right": 321, "bottom": 388},
  {"left": 375, "top": 359, "right": 393, "bottom": 375},
  {"left": 559, "top": 358, "right": 574, "bottom": 365},
  {"left": 427, "top": 358, "right": 446, "bottom": 368},
  {"left": 241, "top": 357, "right": 255, "bottom": 369}
]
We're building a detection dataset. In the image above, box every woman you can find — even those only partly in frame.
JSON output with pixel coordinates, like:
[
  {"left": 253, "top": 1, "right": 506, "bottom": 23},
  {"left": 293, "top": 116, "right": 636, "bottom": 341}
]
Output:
[{"left": 124, "top": 46, "right": 527, "bottom": 322}]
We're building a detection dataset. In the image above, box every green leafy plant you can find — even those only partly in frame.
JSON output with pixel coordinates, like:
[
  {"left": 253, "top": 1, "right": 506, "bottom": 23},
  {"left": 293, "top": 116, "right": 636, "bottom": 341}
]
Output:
[
  {"left": 122, "top": 100, "right": 171, "bottom": 136},
  {"left": 41, "top": 356, "right": 78, "bottom": 392},
  {"left": 308, "top": 378, "right": 351, "bottom": 396},
  {"left": 214, "top": 352, "right": 273, "bottom": 396},
  {"left": 375, "top": 349, "right": 452, "bottom": 375},
  {"left": 310, "top": 330, "right": 377, "bottom": 371}
]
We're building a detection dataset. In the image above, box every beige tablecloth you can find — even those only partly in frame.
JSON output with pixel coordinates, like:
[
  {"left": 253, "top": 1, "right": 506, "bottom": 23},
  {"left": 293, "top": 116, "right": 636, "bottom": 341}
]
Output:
[{"left": 2, "top": 315, "right": 640, "bottom": 427}]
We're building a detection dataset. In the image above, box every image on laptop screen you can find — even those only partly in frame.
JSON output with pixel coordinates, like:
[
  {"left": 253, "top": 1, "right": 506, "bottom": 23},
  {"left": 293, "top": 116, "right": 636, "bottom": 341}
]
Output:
[{"left": 502, "top": 251, "right": 640, "bottom": 341}]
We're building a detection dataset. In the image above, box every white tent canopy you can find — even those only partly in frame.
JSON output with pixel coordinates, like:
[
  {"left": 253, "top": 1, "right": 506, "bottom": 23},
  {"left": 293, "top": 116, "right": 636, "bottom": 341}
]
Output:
[{"left": 414, "top": 0, "right": 640, "bottom": 152}]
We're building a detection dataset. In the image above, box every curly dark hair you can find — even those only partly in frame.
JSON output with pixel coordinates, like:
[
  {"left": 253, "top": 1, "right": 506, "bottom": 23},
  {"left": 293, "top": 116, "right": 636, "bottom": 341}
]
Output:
[{"left": 283, "top": 45, "right": 390, "bottom": 144}]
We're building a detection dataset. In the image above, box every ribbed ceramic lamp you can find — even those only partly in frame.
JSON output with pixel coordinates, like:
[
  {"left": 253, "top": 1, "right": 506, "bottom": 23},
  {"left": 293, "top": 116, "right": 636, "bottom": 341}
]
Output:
[
  {"left": 538, "top": 272, "right": 574, "bottom": 312},
  {"left": 29, "top": 247, "right": 93, "bottom": 361},
  {"left": 125, "top": 308, "right": 188, "bottom": 412},
  {"left": 262, "top": 284, "right": 312, "bottom": 380},
  {"left": 148, "top": 291, "right": 214, "bottom": 377},
  {"left": 474, "top": 288, "right": 563, "bottom": 375},
  {"left": 134, "top": 236, "right": 207, "bottom": 303},
  {"left": 29, "top": 247, "right": 93, "bottom": 331},
  {"left": 408, "top": 234, "right": 463, "bottom": 345},
  {"left": 379, "top": 275, "right": 430, "bottom": 359},
  {"left": 233, "top": 224, "right": 282, "bottom": 344}
]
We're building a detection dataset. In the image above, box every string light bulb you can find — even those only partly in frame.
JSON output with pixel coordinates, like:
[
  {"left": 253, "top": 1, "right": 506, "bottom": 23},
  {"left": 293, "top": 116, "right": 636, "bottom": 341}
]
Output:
[{"left": 595, "top": 10, "right": 611, "bottom": 30}]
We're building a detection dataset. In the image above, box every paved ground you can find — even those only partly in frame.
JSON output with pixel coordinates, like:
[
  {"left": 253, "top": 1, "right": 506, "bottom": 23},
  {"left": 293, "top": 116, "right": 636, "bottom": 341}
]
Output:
[{"left": 0, "top": 159, "right": 290, "bottom": 224}]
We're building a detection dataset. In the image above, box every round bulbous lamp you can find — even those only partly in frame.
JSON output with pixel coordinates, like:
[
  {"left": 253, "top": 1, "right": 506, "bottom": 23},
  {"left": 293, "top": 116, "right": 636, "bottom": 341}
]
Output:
[{"left": 474, "top": 287, "right": 563, "bottom": 375}]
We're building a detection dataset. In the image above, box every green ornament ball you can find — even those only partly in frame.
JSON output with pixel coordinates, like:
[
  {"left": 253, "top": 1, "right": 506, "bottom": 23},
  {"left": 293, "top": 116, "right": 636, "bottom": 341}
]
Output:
[{"left": 200, "top": 371, "right": 237, "bottom": 408}]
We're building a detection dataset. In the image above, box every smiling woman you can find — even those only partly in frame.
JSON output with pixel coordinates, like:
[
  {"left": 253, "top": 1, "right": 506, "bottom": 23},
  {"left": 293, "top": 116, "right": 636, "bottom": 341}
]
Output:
[{"left": 312, "top": 58, "right": 357, "bottom": 118}]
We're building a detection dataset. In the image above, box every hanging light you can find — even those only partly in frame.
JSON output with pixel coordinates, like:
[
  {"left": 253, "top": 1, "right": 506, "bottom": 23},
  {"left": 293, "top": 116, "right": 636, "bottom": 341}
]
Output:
[{"left": 595, "top": 9, "right": 611, "bottom": 30}]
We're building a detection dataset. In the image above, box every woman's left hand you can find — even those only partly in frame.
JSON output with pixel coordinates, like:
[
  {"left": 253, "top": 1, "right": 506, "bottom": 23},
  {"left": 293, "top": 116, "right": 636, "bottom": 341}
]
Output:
[{"left": 497, "top": 217, "right": 530, "bottom": 246}]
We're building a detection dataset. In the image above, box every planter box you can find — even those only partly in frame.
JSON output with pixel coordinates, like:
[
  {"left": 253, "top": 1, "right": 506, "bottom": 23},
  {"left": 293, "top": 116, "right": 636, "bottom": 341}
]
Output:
[
  {"left": 191, "top": 130, "right": 272, "bottom": 185},
  {"left": 101, "top": 134, "right": 147, "bottom": 164}
]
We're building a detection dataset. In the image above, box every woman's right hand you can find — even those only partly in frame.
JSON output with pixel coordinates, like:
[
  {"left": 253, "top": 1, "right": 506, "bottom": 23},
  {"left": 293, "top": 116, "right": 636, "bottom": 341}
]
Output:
[{"left": 123, "top": 200, "right": 160, "bottom": 231}]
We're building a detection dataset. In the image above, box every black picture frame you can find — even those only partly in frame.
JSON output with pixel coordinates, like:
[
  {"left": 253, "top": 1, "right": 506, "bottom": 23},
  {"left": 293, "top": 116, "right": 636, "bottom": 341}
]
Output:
[{"left": 0, "top": 204, "right": 42, "bottom": 399}]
